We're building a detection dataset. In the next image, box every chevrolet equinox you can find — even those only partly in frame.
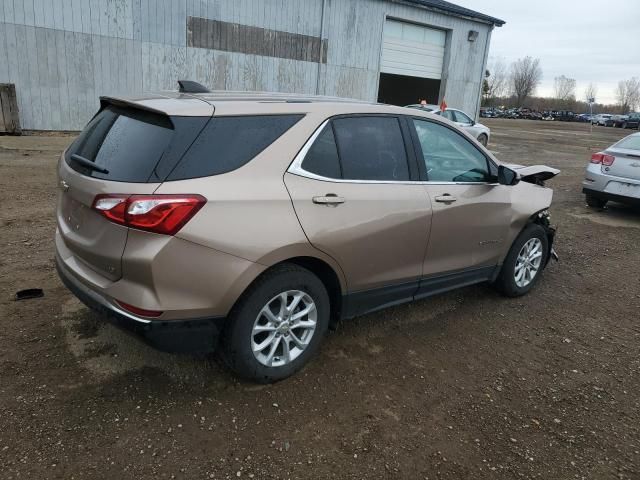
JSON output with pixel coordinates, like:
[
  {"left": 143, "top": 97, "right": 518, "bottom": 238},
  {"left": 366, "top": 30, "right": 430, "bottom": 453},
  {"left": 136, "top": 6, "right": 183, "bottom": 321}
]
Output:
[{"left": 56, "top": 83, "right": 559, "bottom": 382}]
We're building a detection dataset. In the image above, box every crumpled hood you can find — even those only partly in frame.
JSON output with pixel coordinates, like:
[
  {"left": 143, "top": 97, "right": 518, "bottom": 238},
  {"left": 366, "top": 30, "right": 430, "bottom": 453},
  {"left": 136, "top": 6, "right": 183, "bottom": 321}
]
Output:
[{"left": 503, "top": 164, "right": 561, "bottom": 184}]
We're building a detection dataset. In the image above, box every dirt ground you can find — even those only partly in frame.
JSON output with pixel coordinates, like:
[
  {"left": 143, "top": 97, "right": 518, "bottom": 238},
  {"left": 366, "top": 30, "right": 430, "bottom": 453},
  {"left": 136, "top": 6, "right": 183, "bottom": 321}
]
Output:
[{"left": 1, "top": 119, "right": 640, "bottom": 480}]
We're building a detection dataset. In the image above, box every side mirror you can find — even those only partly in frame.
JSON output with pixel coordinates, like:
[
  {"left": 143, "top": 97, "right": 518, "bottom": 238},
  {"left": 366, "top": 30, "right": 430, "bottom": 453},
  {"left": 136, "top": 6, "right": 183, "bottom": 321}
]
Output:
[
  {"left": 498, "top": 165, "right": 519, "bottom": 185},
  {"left": 469, "top": 120, "right": 475, "bottom": 126}
]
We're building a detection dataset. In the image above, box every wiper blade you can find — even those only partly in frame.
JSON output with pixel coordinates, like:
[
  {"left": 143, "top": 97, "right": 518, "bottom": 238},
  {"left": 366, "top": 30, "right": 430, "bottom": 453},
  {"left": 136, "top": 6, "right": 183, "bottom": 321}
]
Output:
[{"left": 70, "top": 154, "right": 109, "bottom": 174}]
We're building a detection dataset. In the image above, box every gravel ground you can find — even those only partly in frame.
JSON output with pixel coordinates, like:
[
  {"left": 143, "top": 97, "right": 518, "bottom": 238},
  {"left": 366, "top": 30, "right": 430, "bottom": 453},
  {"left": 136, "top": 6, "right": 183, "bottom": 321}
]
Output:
[{"left": 1, "top": 119, "right": 639, "bottom": 479}]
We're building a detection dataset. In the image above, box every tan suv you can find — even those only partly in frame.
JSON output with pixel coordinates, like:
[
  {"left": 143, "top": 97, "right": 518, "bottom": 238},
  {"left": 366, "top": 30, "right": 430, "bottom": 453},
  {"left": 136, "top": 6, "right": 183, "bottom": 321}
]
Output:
[{"left": 56, "top": 84, "right": 559, "bottom": 382}]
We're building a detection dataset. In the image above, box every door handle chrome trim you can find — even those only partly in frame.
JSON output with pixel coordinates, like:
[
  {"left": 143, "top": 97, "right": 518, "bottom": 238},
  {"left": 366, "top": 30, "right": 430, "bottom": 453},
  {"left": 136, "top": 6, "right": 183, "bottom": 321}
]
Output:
[
  {"left": 312, "top": 195, "right": 345, "bottom": 205},
  {"left": 434, "top": 195, "right": 457, "bottom": 203}
]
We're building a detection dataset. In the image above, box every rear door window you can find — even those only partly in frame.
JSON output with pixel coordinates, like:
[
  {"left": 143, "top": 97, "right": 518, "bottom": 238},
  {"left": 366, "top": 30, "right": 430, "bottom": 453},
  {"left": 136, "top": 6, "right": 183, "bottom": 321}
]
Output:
[
  {"left": 332, "top": 116, "right": 410, "bottom": 181},
  {"left": 168, "top": 115, "right": 303, "bottom": 180}
]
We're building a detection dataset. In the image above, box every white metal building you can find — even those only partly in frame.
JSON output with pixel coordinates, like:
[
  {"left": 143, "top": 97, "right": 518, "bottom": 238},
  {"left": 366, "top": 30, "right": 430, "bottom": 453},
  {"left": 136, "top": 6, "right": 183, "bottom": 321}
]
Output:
[{"left": 0, "top": 0, "right": 504, "bottom": 130}]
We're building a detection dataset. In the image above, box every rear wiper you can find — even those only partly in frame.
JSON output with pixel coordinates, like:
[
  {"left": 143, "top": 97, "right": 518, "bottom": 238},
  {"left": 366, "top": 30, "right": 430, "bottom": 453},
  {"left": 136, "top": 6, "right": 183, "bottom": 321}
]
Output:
[{"left": 70, "top": 154, "right": 109, "bottom": 174}]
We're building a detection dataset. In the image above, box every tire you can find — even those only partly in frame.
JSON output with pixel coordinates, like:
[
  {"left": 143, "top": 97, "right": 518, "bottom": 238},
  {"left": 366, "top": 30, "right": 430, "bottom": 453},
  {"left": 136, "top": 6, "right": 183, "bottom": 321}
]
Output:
[
  {"left": 477, "top": 134, "right": 488, "bottom": 147},
  {"left": 494, "top": 223, "right": 549, "bottom": 298},
  {"left": 586, "top": 194, "right": 607, "bottom": 208},
  {"left": 622, "top": 122, "right": 627, "bottom": 129},
  {"left": 220, "top": 263, "right": 330, "bottom": 383}
]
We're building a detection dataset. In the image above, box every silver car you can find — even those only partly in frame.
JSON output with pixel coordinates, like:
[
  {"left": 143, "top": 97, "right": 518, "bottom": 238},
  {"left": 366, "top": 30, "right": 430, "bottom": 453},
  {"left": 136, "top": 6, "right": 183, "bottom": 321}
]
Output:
[
  {"left": 583, "top": 132, "right": 640, "bottom": 207},
  {"left": 405, "top": 105, "right": 491, "bottom": 146}
]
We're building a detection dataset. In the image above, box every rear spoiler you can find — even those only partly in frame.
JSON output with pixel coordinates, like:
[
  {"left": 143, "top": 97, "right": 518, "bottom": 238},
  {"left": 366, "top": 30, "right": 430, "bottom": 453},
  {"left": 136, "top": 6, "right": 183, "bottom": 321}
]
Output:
[{"left": 99, "top": 96, "right": 168, "bottom": 116}]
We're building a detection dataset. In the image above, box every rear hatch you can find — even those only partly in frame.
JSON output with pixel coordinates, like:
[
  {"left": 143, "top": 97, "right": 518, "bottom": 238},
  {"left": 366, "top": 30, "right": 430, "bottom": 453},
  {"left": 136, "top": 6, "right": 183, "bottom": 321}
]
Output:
[
  {"left": 605, "top": 134, "right": 640, "bottom": 182},
  {"left": 57, "top": 101, "right": 210, "bottom": 280}
]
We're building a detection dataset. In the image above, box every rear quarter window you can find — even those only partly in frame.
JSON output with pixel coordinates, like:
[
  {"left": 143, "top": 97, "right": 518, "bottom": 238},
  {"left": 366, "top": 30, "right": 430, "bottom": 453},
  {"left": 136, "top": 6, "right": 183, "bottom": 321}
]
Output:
[{"left": 167, "top": 115, "right": 303, "bottom": 180}]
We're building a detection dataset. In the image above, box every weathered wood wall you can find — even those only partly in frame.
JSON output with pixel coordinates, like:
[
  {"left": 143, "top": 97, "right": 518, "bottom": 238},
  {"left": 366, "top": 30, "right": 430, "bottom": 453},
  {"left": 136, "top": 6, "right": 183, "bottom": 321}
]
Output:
[
  {"left": 0, "top": 0, "right": 492, "bottom": 130},
  {"left": 0, "top": 83, "right": 21, "bottom": 133}
]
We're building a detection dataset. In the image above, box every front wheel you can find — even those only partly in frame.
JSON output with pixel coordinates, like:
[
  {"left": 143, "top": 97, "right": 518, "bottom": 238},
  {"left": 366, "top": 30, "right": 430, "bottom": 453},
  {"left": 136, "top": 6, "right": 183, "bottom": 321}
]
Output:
[
  {"left": 477, "top": 133, "right": 488, "bottom": 147},
  {"left": 220, "top": 264, "right": 330, "bottom": 383},
  {"left": 494, "top": 224, "right": 549, "bottom": 297}
]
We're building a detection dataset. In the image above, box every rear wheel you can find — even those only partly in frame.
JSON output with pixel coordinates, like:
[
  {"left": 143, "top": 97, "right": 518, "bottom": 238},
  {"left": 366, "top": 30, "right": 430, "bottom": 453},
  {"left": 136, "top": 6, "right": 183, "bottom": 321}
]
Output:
[
  {"left": 477, "top": 134, "right": 488, "bottom": 147},
  {"left": 586, "top": 194, "right": 607, "bottom": 208},
  {"left": 494, "top": 223, "right": 548, "bottom": 297},
  {"left": 622, "top": 122, "right": 628, "bottom": 129},
  {"left": 220, "top": 264, "right": 330, "bottom": 383}
]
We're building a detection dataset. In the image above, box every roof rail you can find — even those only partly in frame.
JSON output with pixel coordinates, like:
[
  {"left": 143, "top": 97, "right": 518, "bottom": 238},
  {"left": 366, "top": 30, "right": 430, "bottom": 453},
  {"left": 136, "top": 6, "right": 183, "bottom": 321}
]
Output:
[{"left": 177, "top": 80, "right": 211, "bottom": 94}]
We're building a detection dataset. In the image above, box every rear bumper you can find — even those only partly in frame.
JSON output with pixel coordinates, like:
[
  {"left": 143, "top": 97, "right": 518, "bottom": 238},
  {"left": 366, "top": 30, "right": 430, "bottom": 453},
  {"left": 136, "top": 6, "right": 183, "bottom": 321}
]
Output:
[
  {"left": 583, "top": 187, "right": 640, "bottom": 206},
  {"left": 583, "top": 165, "right": 640, "bottom": 206},
  {"left": 56, "top": 254, "right": 225, "bottom": 354}
]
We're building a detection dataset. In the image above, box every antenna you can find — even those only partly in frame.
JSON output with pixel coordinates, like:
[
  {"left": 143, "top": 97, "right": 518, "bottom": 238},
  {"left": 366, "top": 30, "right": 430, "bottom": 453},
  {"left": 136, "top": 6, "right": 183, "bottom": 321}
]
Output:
[{"left": 177, "top": 80, "right": 211, "bottom": 94}]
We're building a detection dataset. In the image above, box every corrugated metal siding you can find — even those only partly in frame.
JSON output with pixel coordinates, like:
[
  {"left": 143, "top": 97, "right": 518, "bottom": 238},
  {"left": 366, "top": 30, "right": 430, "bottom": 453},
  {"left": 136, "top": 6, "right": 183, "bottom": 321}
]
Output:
[{"left": 0, "top": 0, "right": 492, "bottom": 130}]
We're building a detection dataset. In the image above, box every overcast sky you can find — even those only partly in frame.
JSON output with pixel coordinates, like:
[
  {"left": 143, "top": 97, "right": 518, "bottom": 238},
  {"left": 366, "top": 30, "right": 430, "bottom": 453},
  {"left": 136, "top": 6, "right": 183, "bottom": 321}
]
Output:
[{"left": 451, "top": 0, "right": 640, "bottom": 105}]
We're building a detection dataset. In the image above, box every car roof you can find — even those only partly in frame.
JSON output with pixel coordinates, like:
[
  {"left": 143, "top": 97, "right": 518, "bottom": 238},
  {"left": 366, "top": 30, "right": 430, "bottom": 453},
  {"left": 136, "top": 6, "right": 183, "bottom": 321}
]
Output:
[{"left": 100, "top": 91, "right": 434, "bottom": 117}]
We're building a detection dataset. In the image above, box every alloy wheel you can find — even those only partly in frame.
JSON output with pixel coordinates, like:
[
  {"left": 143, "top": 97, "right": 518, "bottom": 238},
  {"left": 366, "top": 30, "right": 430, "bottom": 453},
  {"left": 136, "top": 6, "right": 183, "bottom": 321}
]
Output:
[
  {"left": 251, "top": 290, "right": 317, "bottom": 367},
  {"left": 514, "top": 238, "right": 543, "bottom": 288}
]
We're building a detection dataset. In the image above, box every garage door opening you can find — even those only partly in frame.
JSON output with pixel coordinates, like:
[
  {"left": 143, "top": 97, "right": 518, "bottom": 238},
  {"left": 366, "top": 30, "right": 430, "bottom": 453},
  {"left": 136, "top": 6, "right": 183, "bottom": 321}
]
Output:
[
  {"left": 377, "top": 73, "right": 440, "bottom": 106},
  {"left": 378, "top": 19, "right": 446, "bottom": 107}
]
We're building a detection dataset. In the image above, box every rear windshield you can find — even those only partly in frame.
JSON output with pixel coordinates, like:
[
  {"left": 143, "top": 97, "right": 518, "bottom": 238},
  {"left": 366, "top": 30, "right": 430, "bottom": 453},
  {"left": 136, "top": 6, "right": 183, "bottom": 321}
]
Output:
[
  {"left": 66, "top": 107, "right": 302, "bottom": 182},
  {"left": 66, "top": 106, "right": 202, "bottom": 183},
  {"left": 615, "top": 136, "right": 640, "bottom": 150}
]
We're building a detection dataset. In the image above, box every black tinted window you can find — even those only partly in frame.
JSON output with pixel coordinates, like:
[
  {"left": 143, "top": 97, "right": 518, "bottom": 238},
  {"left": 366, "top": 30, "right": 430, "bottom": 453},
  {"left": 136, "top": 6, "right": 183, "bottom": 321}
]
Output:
[
  {"left": 66, "top": 106, "right": 181, "bottom": 183},
  {"left": 168, "top": 115, "right": 303, "bottom": 180},
  {"left": 412, "top": 119, "right": 490, "bottom": 182},
  {"left": 332, "top": 117, "right": 409, "bottom": 181},
  {"left": 301, "top": 125, "right": 341, "bottom": 179}
]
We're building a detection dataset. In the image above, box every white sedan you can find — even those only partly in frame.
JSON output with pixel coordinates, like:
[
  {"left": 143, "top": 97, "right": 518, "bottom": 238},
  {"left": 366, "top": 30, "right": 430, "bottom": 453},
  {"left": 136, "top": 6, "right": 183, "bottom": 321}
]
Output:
[{"left": 405, "top": 104, "right": 491, "bottom": 146}]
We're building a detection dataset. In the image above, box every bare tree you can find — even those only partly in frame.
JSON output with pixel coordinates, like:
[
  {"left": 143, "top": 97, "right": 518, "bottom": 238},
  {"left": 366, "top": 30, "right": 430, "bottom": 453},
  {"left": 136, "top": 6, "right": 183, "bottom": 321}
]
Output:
[
  {"left": 486, "top": 58, "right": 508, "bottom": 100},
  {"left": 616, "top": 77, "right": 640, "bottom": 113},
  {"left": 510, "top": 56, "right": 542, "bottom": 106},
  {"left": 553, "top": 75, "right": 576, "bottom": 101},
  {"left": 584, "top": 83, "right": 598, "bottom": 103}
]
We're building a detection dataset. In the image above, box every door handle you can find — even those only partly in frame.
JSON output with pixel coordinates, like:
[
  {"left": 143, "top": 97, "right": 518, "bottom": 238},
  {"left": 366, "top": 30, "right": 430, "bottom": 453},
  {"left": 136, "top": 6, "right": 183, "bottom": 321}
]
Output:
[
  {"left": 312, "top": 194, "right": 345, "bottom": 206},
  {"left": 434, "top": 194, "right": 457, "bottom": 204}
]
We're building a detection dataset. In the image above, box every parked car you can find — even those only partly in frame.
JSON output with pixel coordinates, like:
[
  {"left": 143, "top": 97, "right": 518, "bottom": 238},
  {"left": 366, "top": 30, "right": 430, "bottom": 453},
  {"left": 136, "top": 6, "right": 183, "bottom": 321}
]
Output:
[
  {"left": 622, "top": 112, "right": 640, "bottom": 129},
  {"left": 57, "top": 84, "right": 560, "bottom": 382},
  {"left": 551, "top": 110, "right": 576, "bottom": 122},
  {"left": 592, "top": 114, "right": 613, "bottom": 126},
  {"left": 612, "top": 115, "right": 629, "bottom": 128},
  {"left": 576, "top": 113, "right": 593, "bottom": 123},
  {"left": 479, "top": 108, "right": 496, "bottom": 118},
  {"left": 406, "top": 104, "right": 491, "bottom": 146},
  {"left": 583, "top": 132, "right": 640, "bottom": 208}
]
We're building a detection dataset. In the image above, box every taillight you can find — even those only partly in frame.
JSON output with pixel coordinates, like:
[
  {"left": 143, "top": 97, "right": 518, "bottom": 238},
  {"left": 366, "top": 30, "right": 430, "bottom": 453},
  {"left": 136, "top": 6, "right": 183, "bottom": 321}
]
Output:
[
  {"left": 591, "top": 152, "right": 615, "bottom": 166},
  {"left": 92, "top": 194, "right": 206, "bottom": 235}
]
